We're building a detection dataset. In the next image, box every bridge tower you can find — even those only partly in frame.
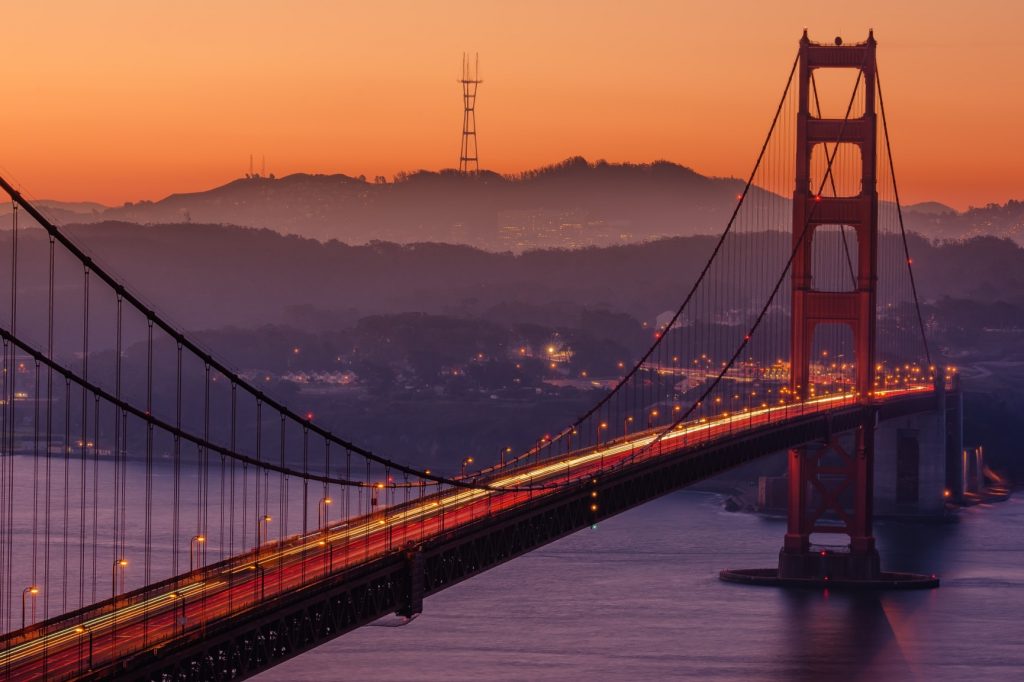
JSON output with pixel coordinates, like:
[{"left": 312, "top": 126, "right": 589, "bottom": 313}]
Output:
[{"left": 782, "top": 30, "right": 880, "bottom": 580}]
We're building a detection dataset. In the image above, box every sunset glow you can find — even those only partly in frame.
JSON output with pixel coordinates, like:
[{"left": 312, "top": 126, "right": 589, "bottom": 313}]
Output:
[{"left": 2, "top": 1, "right": 1020, "bottom": 208}]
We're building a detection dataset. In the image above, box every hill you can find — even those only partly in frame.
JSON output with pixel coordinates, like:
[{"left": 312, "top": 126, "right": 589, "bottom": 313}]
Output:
[
  {"left": 0, "top": 221, "right": 1019, "bottom": 337},
  {"left": 5, "top": 159, "right": 1019, "bottom": 249},
  {"left": 59, "top": 158, "right": 763, "bottom": 249},
  {"left": 903, "top": 200, "right": 1024, "bottom": 242}
]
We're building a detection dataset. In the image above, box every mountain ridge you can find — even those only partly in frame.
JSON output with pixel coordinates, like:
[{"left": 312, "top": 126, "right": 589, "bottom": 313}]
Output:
[{"left": 7, "top": 158, "right": 1021, "bottom": 248}]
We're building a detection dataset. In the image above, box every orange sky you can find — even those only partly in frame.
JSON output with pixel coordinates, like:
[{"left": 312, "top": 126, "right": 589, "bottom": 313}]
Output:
[{"left": 2, "top": 1, "right": 1021, "bottom": 209}]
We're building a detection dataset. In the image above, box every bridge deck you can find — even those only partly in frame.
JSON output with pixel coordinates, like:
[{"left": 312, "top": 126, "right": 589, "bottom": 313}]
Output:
[{"left": 0, "top": 387, "right": 936, "bottom": 681}]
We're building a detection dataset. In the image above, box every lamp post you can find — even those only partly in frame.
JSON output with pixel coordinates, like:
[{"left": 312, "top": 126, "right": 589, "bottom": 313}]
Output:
[
  {"left": 499, "top": 446, "right": 512, "bottom": 467},
  {"left": 21, "top": 586, "right": 39, "bottom": 629},
  {"left": 623, "top": 415, "right": 634, "bottom": 437},
  {"left": 648, "top": 409, "right": 659, "bottom": 429},
  {"left": 169, "top": 592, "right": 187, "bottom": 635},
  {"left": 250, "top": 563, "right": 266, "bottom": 601},
  {"left": 318, "top": 497, "right": 332, "bottom": 531},
  {"left": 74, "top": 625, "right": 94, "bottom": 672},
  {"left": 535, "top": 435, "right": 551, "bottom": 464},
  {"left": 189, "top": 535, "right": 206, "bottom": 572},
  {"left": 596, "top": 421, "right": 608, "bottom": 471},
  {"left": 318, "top": 536, "right": 334, "bottom": 576},
  {"left": 112, "top": 559, "right": 128, "bottom": 598},
  {"left": 461, "top": 457, "right": 474, "bottom": 478},
  {"left": 256, "top": 515, "right": 272, "bottom": 553}
]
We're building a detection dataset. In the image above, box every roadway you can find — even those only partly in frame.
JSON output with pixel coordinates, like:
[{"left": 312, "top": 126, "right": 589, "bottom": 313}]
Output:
[{"left": 0, "top": 385, "right": 932, "bottom": 681}]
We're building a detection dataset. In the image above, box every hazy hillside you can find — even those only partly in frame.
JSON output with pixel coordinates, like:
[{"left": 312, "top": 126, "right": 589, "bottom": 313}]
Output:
[
  {"left": 7, "top": 159, "right": 1020, "bottom": 249},
  {"left": 904, "top": 201, "right": 955, "bottom": 215},
  {"left": 903, "top": 200, "right": 1024, "bottom": 242},
  {"left": 1, "top": 221, "right": 1020, "bottom": 339},
  {"left": 44, "top": 159, "right": 766, "bottom": 249},
  {"left": 0, "top": 199, "right": 108, "bottom": 227},
  {"left": 3, "top": 221, "right": 1024, "bottom": 474}
]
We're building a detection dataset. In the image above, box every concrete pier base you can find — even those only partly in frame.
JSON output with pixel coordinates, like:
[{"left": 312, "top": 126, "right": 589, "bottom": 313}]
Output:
[
  {"left": 719, "top": 567, "right": 938, "bottom": 590},
  {"left": 720, "top": 542, "right": 936, "bottom": 590},
  {"left": 778, "top": 546, "right": 880, "bottom": 581}
]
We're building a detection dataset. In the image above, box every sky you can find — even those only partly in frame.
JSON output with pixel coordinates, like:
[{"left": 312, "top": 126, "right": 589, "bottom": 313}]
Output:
[{"left": 1, "top": 0, "right": 1021, "bottom": 209}]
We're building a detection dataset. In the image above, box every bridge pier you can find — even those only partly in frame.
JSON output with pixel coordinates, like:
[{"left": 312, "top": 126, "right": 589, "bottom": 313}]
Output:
[
  {"left": 722, "top": 383, "right": 958, "bottom": 590},
  {"left": 873, "top": 398, "right": 949, "bottom": 515},
  {"left": 396, "top": 543, "right": 425, "bottom": 618},
  {"left": 776, "top": 414, "right": 884, "bottom": 582},
  {"left": 778, "top": 546, "right": 879, "bottom": 582}
]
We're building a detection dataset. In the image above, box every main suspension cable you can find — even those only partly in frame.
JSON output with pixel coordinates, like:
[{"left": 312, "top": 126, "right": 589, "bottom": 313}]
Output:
[
  {"left": 636, "top": 52, "right": 869, "bottom": 461},
  {"left": 0, "top": 176, "right": 527, "bottom": 492}
]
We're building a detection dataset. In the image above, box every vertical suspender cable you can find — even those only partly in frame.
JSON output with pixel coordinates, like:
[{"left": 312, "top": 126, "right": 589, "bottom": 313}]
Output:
[
  {"left": 62, "top": 375, "right": 70, "bottom": 613},
  {"left": 112, "top": 294, "right": 122, "bottom": 583},
  {"left": 43, "top": 237, "right": 54, "bottom": 625},
  {"left": 877, "top": 68, "right": 931, "bottom": 366},
  {"left": 144, "top": 320, "right": 154, "bottom": 638},
  {"left": 173, "top": 343, "right": 182, "bottom": 576},
  {"left": 79, "top": 267, "right": 89, "bottom": 610}
]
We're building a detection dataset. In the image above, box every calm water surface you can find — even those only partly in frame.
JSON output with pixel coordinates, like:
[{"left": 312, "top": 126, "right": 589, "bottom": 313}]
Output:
[{"left": 259, "top": 491, "right": 1024, "bottom": 682}]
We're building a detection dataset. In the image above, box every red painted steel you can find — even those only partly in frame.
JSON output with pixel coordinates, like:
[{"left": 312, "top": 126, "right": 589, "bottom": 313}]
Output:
[{"left": 784, "top": 31, "right": 879, "bottom": 571}]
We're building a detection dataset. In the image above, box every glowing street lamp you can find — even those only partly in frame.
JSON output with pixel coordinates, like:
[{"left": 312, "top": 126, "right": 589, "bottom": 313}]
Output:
[
  {"left": 318, "top": 497, "right": 333, "bottom": 530},
  {"left": 256, "top": 515, "right": 272, "bottom": 555},
  {"left": 249, "top": 563, "right": 267, "bottom": 601},
  {"left": 21, "top": 586, "right": 39, "bottom": 629},
  {"left": 461, "top": 457, "right": 475, "bottom": 478},
  {"left": 648, "top": 409, "right": 660, "bottom": 429},
  {"left": 169, "top": 592, "right": 187, "bottom": 635},
  {"left": 112, "top": 559, "right": 128, "bottom": 598},
  {"left": 74, "top": 625, "right": 94, "bottom": 672},
  {"left": 189, "top": 535, "right": 206, "bottom": 572},
  {"left": 596, "top": 421, "right": 609, "bottom": 471},
  {"left": 499, "top": 446, "right": 513, "bottom": 467}
]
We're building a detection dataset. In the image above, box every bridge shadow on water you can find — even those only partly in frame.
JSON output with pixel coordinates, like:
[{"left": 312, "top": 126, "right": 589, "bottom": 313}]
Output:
[
  {"left": 773, "top": 515, "right": 962, "bottom": 681},
  {"left": 779, "top": 590, "right": 908, "bottom": 681}
]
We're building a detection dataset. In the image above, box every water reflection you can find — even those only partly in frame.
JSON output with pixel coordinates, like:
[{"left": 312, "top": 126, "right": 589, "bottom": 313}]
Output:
[{"left": 778, "top": 590, "right": 910, "bottom": 681}]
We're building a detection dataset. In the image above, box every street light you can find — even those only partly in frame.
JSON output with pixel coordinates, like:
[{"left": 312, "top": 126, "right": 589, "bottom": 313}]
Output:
[
  {"left": 318, "top": 497, "right": 333, "bottom": 530},
  {"left": 189, "top": 535, "right": 206, "bottom": 572},
  {"left": 249, "top": 563, "right": 266, "bottom": 601},
  {"left": 623, "top": 415, "right": 634, "bottom": 437},
  {"left": 499, "top": 446, "right": 512, "bottom": 467},
  {"left": 461, "top": 457, "right": 474, "bottom": 478},
  {"left": 256, "top": 515, "right": 272, "bottom": 552},
  {"left": 596, "top": 421, "right": 608, "bottom": 448},
  {"left": 112, "top": 559, "right": 128, "bottom": 598},
  {"left": 169, "top": 592, "right": 187, "bottom": 635},
  {"left": 74, "top": 625, "right": 94, "bottom": 672},
  {"left": 21, "top": 586, "right": 39, "bottom": 629},
  {"left": 535, "top": 435, "right": 550, "bottom": 464},
  {"left": 648, "top": 409, "right": 660, "bottom": 429}
]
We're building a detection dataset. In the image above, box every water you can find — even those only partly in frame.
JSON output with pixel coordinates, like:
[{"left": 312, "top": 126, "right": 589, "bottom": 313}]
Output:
[{"left": 258, "top": 491, "right": 1024, "bottom": 682}]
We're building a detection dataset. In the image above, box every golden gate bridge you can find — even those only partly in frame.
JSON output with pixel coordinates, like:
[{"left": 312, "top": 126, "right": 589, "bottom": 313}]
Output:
[{"left": 0, "top": 31, "right": 956, "bottom": 680}]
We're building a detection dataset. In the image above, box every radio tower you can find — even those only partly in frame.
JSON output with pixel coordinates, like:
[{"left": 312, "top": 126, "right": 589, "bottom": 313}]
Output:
[{"left": 459, "top": 53, "right": 482, "bottom": 173}]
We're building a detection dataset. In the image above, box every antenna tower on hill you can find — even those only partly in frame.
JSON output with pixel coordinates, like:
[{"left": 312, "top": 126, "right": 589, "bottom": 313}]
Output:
[{"left": 459, "top": 53, "right": 482, "bottom": 173}]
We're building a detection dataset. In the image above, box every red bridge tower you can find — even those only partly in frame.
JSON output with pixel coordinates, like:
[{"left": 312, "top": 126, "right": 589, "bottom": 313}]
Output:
[{"left": 781, "top": 30, "right": 880, "bottom": 580}]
